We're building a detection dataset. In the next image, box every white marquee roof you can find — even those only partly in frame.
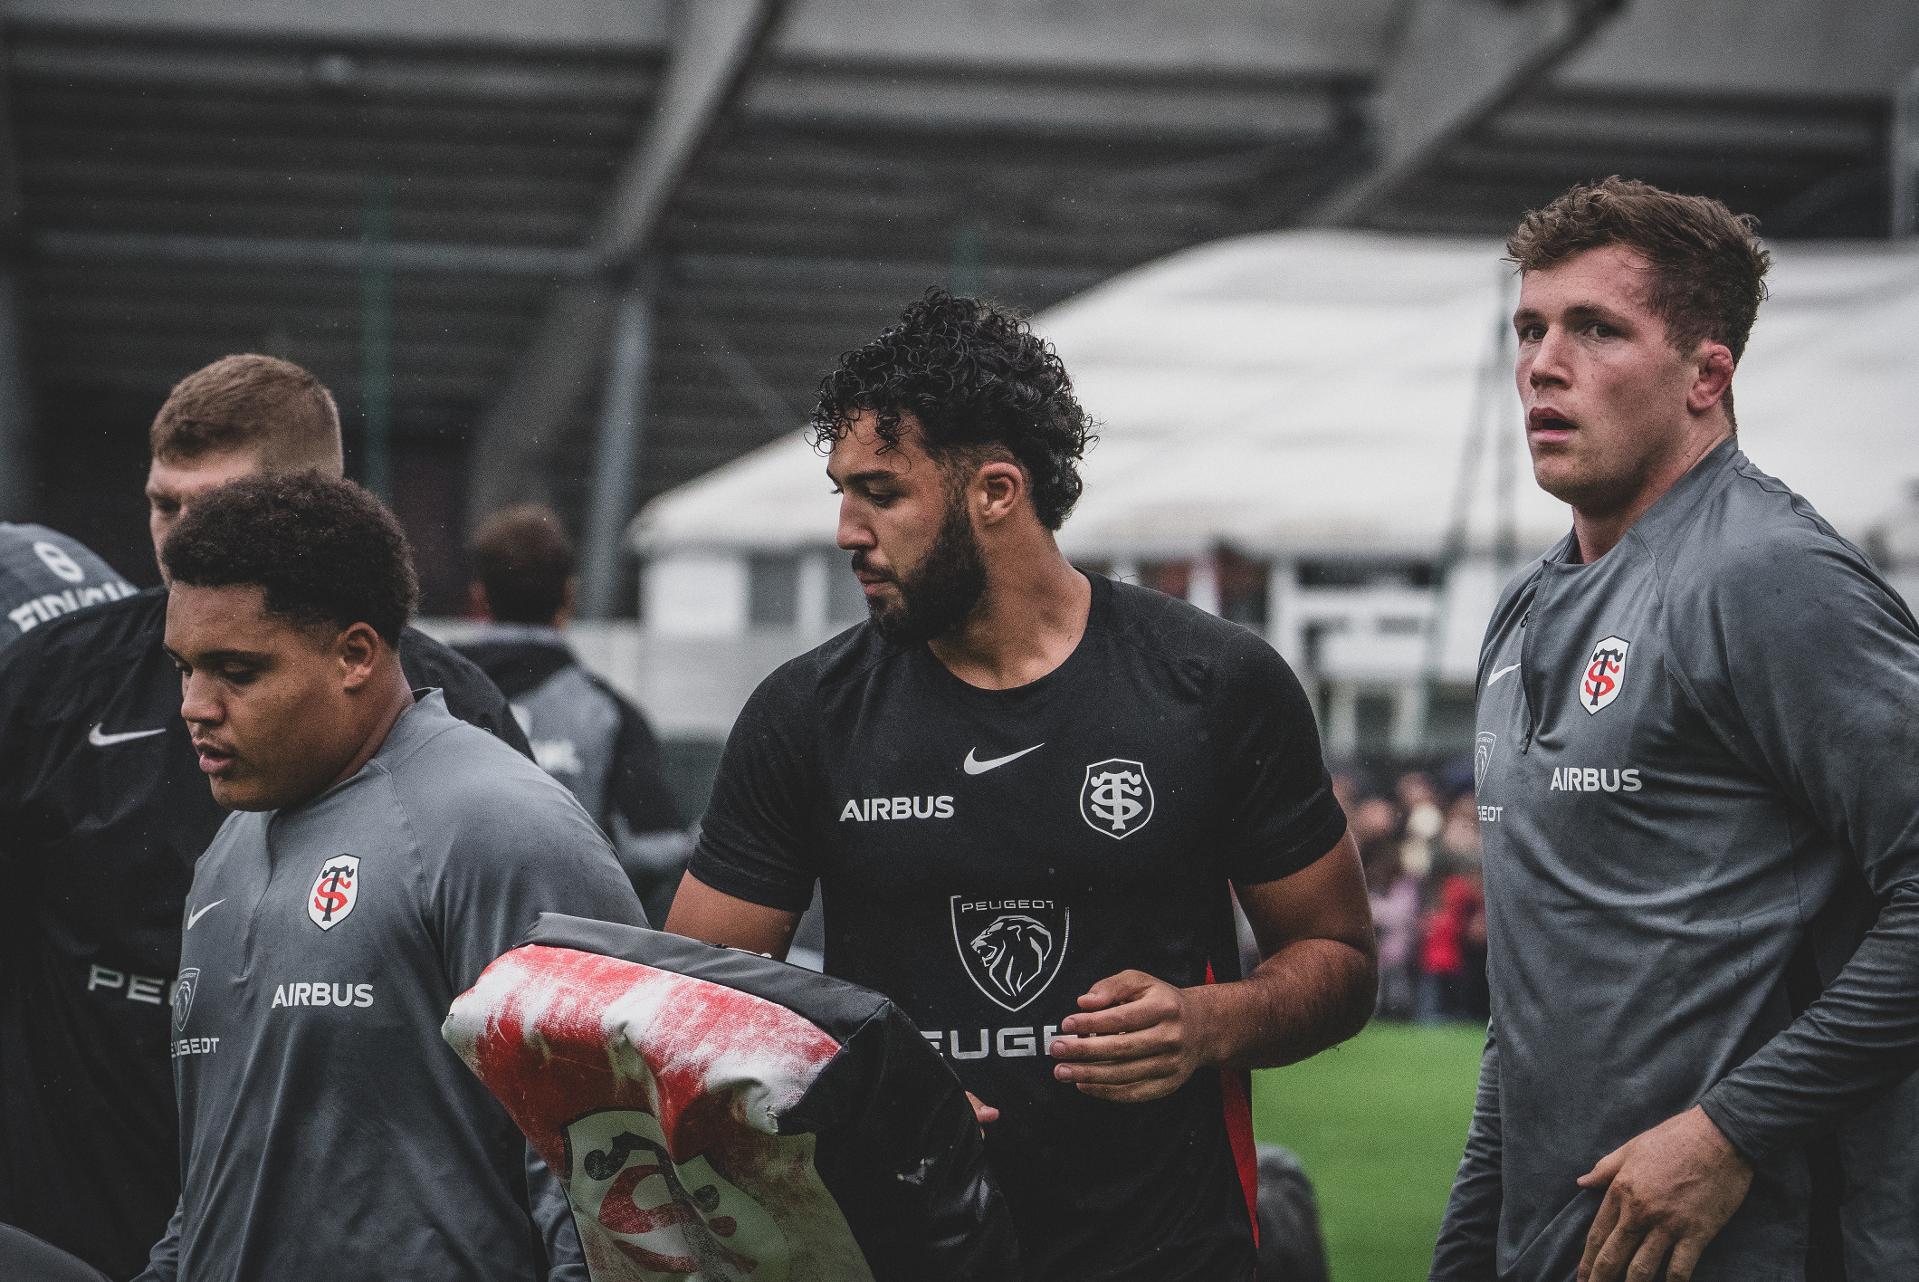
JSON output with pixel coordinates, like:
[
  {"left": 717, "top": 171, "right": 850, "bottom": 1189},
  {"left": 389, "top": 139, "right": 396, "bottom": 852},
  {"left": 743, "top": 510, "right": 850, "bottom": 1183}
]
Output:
[{"left": 631, "top": 231, "right": 1919, "bottom": 561}]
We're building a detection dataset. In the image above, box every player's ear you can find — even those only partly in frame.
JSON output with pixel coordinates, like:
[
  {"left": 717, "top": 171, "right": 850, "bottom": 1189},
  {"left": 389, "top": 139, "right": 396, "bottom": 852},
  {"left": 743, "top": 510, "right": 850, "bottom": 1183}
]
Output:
[
  {"left": 976, "top": 458, "right": 1026, "bottom": 527},
  {"left": 1687, "top": 341, "right": 1735, "bottom": 414},
  {"left": 335, "top": 622, "right": 383, "bottom": 691}
]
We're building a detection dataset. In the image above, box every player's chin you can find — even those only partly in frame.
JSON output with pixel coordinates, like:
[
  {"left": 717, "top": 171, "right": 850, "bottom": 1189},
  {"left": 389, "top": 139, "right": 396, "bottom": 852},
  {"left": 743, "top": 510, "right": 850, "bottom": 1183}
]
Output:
[{"left": 208, "top": 772, "right": 277, "bottom": 812}]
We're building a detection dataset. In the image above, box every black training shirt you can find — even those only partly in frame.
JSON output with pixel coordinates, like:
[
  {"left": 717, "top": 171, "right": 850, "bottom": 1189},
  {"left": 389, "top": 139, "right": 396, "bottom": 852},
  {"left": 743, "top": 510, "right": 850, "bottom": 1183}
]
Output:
[{"left": 690, "top": 573, "right": 1346, "bottom": 1282}]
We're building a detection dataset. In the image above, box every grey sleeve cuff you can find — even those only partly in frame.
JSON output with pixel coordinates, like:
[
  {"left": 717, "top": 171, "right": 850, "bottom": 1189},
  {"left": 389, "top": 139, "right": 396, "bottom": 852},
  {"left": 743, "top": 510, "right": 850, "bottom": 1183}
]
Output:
[
  {"left": 1695, "top": 1089, "right": 1766, "bottom": 1165},
  {"left": 1698, "top": 881, "right": 1919, "bottom": 1164}
]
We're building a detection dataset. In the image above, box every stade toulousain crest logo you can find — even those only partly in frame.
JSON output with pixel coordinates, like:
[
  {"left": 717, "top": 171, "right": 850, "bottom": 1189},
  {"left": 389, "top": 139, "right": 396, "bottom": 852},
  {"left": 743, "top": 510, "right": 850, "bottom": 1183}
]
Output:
[
  {"left": 951, "top": 897, "right": 1070, "bottom": 1013},
  {"left": 562, "top": 1107, "right": 788, "bottom": 1280},
  {"left": 1580, "top": 635, "right": 1630, "bottom": 715},
  {"left": 1079, "top": 758, "right": 1154, "bottom": 840},
  {"left": 307, "top": 854, "right": 360, "bottom": 931}
]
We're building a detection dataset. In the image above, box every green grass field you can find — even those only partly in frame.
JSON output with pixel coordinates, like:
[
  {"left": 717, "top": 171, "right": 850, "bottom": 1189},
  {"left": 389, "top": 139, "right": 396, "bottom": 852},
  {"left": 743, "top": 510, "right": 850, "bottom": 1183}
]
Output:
[{"left": 1253, "top": 1022, "right": 1487, "bottom": 1282}]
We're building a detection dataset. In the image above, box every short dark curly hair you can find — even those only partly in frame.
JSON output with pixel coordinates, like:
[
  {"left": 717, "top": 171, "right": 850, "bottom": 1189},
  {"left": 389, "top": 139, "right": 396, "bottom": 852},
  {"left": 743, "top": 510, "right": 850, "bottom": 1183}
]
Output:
[
  {"left": 161, "top": 471, "right": 418, "bottom": 645},
  {"left": 810, "top": 288, "right": 1096, "bottom": 529}
]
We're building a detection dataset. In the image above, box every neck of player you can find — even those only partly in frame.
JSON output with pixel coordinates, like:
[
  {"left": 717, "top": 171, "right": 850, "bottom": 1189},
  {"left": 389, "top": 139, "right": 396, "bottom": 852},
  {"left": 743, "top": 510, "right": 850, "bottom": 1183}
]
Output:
[
  {"left": 929, "top": 539, "right": 1091, "bottom": 692},
  {"left": 1573, "top": 421, "right": 1733, "bottom": 565},
  {"left": 324, "top": 662, "right": 418, "bottom": 794}
]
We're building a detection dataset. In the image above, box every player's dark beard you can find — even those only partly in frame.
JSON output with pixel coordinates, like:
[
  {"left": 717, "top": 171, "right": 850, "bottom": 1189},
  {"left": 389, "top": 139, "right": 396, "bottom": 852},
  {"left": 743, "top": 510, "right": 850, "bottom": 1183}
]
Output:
[{"left": 867, "top": 497, "right": 987, "bottom": 646}]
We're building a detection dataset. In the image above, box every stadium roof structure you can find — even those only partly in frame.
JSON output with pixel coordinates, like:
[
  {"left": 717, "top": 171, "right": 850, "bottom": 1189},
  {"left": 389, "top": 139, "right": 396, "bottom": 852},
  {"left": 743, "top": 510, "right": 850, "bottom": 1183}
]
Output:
[
  {"left": 3, "top": 0, "right": 1917, "bottom": 609},
  {"left": 631, "top": 230, "right": 1919, "bottom": 562}
]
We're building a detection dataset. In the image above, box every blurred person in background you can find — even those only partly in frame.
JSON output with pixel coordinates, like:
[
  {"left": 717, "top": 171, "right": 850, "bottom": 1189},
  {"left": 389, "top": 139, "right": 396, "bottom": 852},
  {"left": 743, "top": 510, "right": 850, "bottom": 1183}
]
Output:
[
  {"left": 0, "top": 522, "right": 135, "bottom": 646},
  {"left": 1432, "top": 178, "right": 1919, "bottom": 1282},
  {"left": 138, "top": 473, "right": 640, "bottom": 1281},
  {"left": 1360, "top": 833, "right": 1420, "bottom": 1022},
  {"left": 667, "top": 288, "right": 1376, "bottom": 1281},
  {"left": 0, "top": 354, "right": 527, "bottom": 1278},
  {"left": 457, "top": 503, "right": 689, "bottom": 923}
]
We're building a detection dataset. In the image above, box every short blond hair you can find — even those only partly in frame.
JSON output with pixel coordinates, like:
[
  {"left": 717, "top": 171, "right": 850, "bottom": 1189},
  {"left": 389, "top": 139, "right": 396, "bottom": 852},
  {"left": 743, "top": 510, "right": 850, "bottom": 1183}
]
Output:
[{"left": 149, "top": 354, "right": 343, "bottom": 475}]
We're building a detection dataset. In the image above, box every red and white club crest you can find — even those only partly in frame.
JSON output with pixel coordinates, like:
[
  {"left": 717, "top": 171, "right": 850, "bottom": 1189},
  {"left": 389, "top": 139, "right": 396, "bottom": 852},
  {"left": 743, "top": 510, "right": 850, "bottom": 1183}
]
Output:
[
  {"left": 1579, "top": 635, "right": 1630, "bottom": 715},
  {"left": 563, "top": 1107, "right": 789, "bottom": 1280},
  {"left": 307, "top": 854, "right": 360, "bottom": 930}
]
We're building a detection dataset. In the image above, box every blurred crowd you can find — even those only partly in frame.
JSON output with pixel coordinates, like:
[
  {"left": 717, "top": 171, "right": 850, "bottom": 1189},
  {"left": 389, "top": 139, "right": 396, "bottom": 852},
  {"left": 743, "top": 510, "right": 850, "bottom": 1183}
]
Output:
[{"left": 1337, "top": 763, "right": 1489, "bottom": 1026}]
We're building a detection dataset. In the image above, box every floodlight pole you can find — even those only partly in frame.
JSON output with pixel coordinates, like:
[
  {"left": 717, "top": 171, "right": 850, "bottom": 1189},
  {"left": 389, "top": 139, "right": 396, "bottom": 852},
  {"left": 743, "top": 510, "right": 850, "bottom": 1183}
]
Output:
[
  {"left": 578, "top": 271, "right": 658, "bottom": 621},
  {"left": 1895, "top": 67, "right": 1919, "bottom": 238}
]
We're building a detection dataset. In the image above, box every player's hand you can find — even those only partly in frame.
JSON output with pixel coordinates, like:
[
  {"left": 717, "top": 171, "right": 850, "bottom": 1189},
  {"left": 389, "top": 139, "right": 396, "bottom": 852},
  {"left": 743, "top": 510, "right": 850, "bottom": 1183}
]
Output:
[
  {"left": 1049, "top": 970, "right": 1209, "bottom": 1104},
  {"left": 1575, "top": 1106, "right": 1753, "bottom": 1282},
  {"left": 965, "top": 1091, "right": 999, "bottom": 1131}
]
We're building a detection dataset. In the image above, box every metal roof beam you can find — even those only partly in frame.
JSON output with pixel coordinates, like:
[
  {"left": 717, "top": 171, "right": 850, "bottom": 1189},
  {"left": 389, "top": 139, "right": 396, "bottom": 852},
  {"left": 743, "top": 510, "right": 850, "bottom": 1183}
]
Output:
[
  {"left": 31, "top": 229, "right": 595, "bottom": 278},
  {"left": 1303, "top": 0, "right": 1627, "bottom": 226},
  {"left": 9, "top": 39, "right": 659, "bottom": 107},
  {"left": 464, "top": 0, "right": 786, "bottom": 532}
]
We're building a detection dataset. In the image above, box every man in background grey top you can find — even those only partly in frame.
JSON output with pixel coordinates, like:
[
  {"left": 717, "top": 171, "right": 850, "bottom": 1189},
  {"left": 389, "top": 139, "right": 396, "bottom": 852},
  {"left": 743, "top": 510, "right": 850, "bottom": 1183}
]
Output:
[
  {"left": 1431, "top": 177, "right": 1919, "bottom": 1282},
  {"left": 136, "top": 473, "right": 647, "bottom": 1282},
  {"left": 0, "top": 521, "right": 134, "bottom": 643},
  {"left": 458, "top": 503, "right": 690, "bottom": 922}
]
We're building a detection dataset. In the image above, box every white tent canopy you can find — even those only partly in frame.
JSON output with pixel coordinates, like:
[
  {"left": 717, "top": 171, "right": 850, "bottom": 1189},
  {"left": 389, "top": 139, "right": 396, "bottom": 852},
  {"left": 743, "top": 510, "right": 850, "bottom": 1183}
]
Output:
[{"left": 630, "top": 231, "right": 1919, "bottom": 562}]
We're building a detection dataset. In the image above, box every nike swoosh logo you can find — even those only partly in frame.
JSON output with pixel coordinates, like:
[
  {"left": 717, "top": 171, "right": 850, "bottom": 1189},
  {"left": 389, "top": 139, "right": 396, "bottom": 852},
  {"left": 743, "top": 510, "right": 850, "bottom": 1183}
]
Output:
[
  {"left": 963, "top": 743, "right": 1045, "bottom": 775},
  {"left": 89, "top": 723, "right": 167, "bottom": 747},
  {"left": 186, "top": 899, "right": 225, "bottom": 929},
  {"left": 1487, "top": 662, "right": 1522, "bottom": 687}
]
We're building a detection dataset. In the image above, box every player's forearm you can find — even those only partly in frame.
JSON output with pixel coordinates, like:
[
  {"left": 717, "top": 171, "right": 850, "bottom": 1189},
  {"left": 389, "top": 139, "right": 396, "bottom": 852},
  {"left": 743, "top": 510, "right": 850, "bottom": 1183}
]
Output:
[
  {"left": 1189, "top": 935, "right": 1375, "bottom": 1071},
  {"left": 1700, "top": 879, "right": 1919, "bottom": 1162}
]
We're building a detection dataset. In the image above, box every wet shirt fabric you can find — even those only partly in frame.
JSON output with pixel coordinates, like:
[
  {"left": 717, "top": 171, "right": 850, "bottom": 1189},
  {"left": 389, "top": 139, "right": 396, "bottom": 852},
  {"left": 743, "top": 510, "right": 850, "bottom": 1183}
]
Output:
[
  {"left": 689, "top": 573, "right": 1347, "bottom": 1282},
  {"left": 135, "top": 693, "right": 647, "bottom": 1282},
  {"left": 446, "top": 913, "right": 1021, "bottom": 1281},
  {"left": 0, "top": 588, "right": 531, "bottom": 1279},
  {"left": 0, "top": 522, "right": 135, "bottom": 646},
  {"left": 1432, "top": 441, "right": 1919, "bottom": 1282}
]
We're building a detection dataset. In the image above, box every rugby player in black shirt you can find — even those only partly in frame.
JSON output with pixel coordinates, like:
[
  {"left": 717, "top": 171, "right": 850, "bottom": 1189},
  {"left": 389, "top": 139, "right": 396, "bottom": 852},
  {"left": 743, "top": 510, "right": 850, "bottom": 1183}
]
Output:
[
  {"left": 0, "top": 355, "right": 529, "bottom": 1277},
  {"left": 667, "top": 290, "right": 1377, "bottom": 1281}
]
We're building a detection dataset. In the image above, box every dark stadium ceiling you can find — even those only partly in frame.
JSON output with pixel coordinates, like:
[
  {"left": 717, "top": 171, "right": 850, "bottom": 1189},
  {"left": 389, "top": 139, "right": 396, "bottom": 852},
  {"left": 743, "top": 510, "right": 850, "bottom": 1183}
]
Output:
[{"left": 4, "top": 0, "right": 1916, "bottom": 610}]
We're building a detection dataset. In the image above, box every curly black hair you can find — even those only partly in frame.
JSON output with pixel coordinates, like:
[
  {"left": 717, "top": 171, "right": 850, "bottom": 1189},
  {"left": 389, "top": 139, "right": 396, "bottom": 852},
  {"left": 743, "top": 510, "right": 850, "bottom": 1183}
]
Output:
[
  {"left": 810, "top": 288, "right": 1096, "bottom": 529},
  {"left": 161, "top": 471, "right": 418, "bottom": 645}
]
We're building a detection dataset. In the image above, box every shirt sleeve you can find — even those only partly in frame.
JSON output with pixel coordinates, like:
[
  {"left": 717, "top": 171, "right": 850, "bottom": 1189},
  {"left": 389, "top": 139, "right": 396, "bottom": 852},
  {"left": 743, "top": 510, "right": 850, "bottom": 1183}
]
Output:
[
  {"left": 428, "top": 771, "right": 651, "bottom": 997},
  {"left": 131, "top": 1198, "right": 184, "bottom": 1282},
  {"left": 1673, "top": 527, "right": 1919, "bottom": 1160},
  {"left": 685, "top": 664, "right": 823, "bottom": 913},
  {"left": 1211, "top": 629, "right": 1349, "bottom": 884},
  {"left": 1429, "top": 1023, "right": 1504, "bottom": 1280},
  {"left": 526, "top": 1143, "right": 589, "bottom": 1282},
  {"left": 0, "top": 627, "right": 38, "bottom": 882}
]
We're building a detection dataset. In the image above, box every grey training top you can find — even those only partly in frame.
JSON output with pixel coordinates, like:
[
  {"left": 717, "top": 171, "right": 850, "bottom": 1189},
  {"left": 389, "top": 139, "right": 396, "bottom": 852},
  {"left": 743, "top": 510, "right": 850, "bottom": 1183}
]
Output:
[
  {"left": 137, "top": 691, "right": 649, "bottom": 1282},
  {"left": 0, "top": 522, "right": 134, "bottom": 645},
  {"left": 1432, "top": 441, "right": 1919, "bottom": 1282}
]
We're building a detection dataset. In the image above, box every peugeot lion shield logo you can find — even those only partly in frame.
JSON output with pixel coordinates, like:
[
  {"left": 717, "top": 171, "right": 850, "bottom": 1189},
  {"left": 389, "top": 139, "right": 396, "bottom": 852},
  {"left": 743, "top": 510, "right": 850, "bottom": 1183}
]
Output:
[
  {"left": 1473, "top": 732, "right": 1497, "bottom": 793},
  {"left": 172, "top": 967, "right": 199, "bottom": 1034},
  {"left": 1580, "top": 635, "right": 1630, "bottom": 715},
  {"left": 307, "top": 854, "right": 360, "bottom": 931},
  {"left": 952, "top": 897, "right": 1070, "bottom": 1013},
  {"left": 563, "top": 1107, "right": 788, "bottom": 1280},
  {"left": 1080, "top": 758, "right": 1154, "bottom": 840}
]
